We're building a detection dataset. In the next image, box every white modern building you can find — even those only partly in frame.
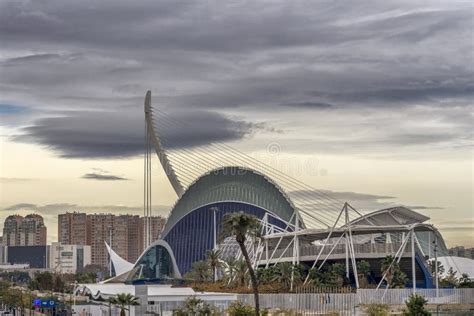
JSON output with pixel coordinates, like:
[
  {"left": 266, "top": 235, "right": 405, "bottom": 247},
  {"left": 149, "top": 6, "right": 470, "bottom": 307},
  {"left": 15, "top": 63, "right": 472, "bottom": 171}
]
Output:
[{"left": 50, "top": 242, "right": 91, "bottom": 274}]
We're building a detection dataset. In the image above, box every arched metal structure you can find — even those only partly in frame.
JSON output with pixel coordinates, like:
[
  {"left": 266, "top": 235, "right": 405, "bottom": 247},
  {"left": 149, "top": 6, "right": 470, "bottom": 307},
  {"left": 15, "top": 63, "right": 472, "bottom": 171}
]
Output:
[
  {"left": 162, "top": 166, "right": 300, "bottom": 237},
  {"left": 161, "top": 166, "right": 300, "bottom": 273}
]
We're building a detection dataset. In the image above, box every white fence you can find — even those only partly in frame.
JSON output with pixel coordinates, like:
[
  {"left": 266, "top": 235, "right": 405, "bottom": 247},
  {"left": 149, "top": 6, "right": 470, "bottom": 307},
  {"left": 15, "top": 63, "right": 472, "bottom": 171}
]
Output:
[
  {"left": 237, "top": 289, "right": 474, "bottom": 314},
  {"left": 358, "top": 288, "right": 474, "bottom": 305}
]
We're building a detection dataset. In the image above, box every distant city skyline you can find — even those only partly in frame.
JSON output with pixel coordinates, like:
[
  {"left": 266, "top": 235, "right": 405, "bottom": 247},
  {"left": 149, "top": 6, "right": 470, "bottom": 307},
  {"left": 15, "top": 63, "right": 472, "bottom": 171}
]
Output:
[{"left": 1, "top": 1, "right": 472, "bottom": 247}]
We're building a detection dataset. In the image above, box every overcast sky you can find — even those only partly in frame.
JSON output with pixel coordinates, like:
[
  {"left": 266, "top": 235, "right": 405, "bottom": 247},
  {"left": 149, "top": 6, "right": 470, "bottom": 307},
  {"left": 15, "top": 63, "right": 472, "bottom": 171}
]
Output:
[{"left": 0, "top": 0, "right": 472, "bottom": 246}]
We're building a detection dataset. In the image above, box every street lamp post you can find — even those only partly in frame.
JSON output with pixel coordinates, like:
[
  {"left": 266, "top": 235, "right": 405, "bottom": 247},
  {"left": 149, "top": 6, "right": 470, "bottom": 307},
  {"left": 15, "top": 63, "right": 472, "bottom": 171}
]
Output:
[
  {"left": 73, "top": 281, "right": 78, "bottom": 315},
  {"left": 210, "top": 207, "right": 219, "bottom": 251},
  {"left": 210, "top": 206, "right": 219, "bottom": 282}
]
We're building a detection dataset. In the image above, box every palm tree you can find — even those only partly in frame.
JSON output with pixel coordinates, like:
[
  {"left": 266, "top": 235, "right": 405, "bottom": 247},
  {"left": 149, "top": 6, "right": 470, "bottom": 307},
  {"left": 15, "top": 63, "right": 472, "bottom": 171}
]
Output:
[
  {"left": 223, "top": 256, "right": 237, "bottom": 286},
  {"left": 307, "top": 268, "right": 325, "bottom": 286},
  {"left": 274, "top": 263, "right": 293, "bottom": 290},
  {"left": 330, "top": 263, "right": 346, "bottom": 287},
  {"left": 207, "top": 249, "right": 221, "bottom": 282},
  {"left": 221, "top": 212, "right": 261, "bottom": 316},
  {"left": 109, "top": 293, "right": 140, "bottom": 316},
  {"left": 187, "top": 260, "right": 212, "bottom": 282},
  {"left": 234, "top": 259, "right": 248, "bottom": 287},
  {"left": 381, "top": 255, "right": 398, "bottom": 287},
  {"left": 356, "top": 260, "right": 371, "bottom": 288},
  {"left": 257, "top": 266, "right": 277, "bottom": 285}
]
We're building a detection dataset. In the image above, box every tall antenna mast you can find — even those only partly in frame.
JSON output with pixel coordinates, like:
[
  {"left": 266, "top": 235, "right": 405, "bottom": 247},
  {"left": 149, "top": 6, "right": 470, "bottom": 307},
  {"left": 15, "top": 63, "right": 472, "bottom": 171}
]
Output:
[{"left": 144, "top": 92, "right": 152, "bottom": 248}]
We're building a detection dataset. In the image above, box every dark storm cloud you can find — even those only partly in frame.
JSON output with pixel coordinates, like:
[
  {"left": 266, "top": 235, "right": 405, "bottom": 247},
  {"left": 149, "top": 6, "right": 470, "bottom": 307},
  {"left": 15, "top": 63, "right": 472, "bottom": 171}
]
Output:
[
  {"left": 81, "top": 173, "right": 128, "bottom": 181},
  {"left": 13, "top": 110, "right": 256, "bottom": 158},
  {"left": 0, "top": 0, "right": 472, "bottom": 158}
]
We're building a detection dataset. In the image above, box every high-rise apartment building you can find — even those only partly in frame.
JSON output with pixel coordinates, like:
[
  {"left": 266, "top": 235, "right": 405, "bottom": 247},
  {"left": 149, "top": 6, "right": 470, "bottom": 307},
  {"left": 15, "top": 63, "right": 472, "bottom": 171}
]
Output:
[
  {"left": 58, "top": 212, "right": 166, "bottom": 267},
  {"left": 2, "top": 214, "right": 47, "bottom": 246},
  {"left": 58, "top": 212, "right": 87, "bottom": 245}
]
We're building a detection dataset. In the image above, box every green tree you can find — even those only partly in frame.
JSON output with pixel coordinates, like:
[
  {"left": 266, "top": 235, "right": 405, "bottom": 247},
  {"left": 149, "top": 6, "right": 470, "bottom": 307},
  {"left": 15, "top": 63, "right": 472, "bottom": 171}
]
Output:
[
  {"left": 357, "top": 260, "right": 371, "bottom": 288},
  {"left": 223, "top": 256, "right": 238, "bottom": 286},
  {"left": 1, "top": 288, "right": 26, "bottom": 314},
  {"left": 380, "top": 256, "right": 400, "bottom": 288},
  {"left": 392, "top": 270, "right": 408, "bottom": 288},
  {"left": 53, "top": 274, "right": 66, "bottom": 292},
  {"left": 234, "top": 259, "right": 248, "bottom": 287},
  {"left": 403, "top": 293, "right": 430, "bottom": 316},
  {"left": 75, "top": 271, "right": 97, "bottom": 283},
  {"left": 458, "top": 273, "right": 474, "bottom": 288},
  {"left": 440, "top": 267, "right": 459, "bottom": 287},
  {"left": 0, "top": 271, "right": 31, "bottom": 285},
  {"left": 330, "top": 263, "right": 346, "bottom": 287},
  {"left": 257, "top": 266, "right": 277, "bottom": 285},
  {"left": 221, "top": 211, "right": 261, "bottom": 316},
  {"left": 186, "top": 261, "right": 212, "bottom": 282},
  {"left": 428, "top": 260, "right": 444, "bottom": 279},
  {"left": 274, "top": 263, "right": 293, "bottom": 290},
  {"left": 307, "top": 268, "right": 325, "bottom": 287},
  {"left": 206, "top": 249, "right": 221, "bottom": 282},
  {"left": 273, "top": 263, "right": 302, "bottom": 290},
  {"left": 34, "top": 271, "right": 54, "bottom": 291},
  {"left": 109, "top": 293, "right": 140, "bottom": 316}
]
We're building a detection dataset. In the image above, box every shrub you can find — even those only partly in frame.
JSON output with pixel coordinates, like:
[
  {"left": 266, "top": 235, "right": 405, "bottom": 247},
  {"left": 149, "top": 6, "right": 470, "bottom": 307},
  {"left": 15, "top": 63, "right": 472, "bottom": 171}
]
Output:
[
  {"left": 364, "top": 303, "right": 389, "bottom": 316},
  {"left": 227, "top": 301, "right": 255, "bottom": 316},
  {"left": 173, "top": 296, "right": 219, "bottom": 316},
  {"left": 403, "top": 293, "right": 430, "bottom": 316}
]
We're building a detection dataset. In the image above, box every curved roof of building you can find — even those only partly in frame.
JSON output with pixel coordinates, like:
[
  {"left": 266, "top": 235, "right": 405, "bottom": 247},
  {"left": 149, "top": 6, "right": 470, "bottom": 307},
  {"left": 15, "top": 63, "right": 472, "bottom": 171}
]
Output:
[
  {"left": 161, "top": 166, "right": 298, "bottom": 237},
  {"left": 346, "top": 206, "right": 430, "bottom": 226},
  {"left": 433, "top": 256, "right": 474, "bottom": 281}
]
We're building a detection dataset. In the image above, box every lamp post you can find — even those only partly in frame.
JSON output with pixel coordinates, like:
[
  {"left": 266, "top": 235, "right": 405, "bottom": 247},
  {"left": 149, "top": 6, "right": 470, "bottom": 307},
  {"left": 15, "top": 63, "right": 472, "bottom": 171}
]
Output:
[
  {"left": 210, "top": 206, "right": 219, "bottom": 282},
  {"left": 73, "top": 281, "right": 78, "bottom": 315},
  {"left": 210, "top": 207, "right": 219, "bottom": 251}
]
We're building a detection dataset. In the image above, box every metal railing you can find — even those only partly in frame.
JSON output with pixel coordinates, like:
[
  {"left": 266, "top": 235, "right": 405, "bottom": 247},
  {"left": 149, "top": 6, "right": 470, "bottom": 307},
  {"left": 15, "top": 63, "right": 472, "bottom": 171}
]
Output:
[{"left": 263, "top": 242, "right": 408, "bottom": 262}]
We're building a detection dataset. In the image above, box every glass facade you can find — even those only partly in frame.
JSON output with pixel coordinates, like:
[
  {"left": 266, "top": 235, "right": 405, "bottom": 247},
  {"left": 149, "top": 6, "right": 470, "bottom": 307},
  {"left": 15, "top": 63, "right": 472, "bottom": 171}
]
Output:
[
  {"left": 164, "top": 201, "right": 289, "bottom": 274},
  {"left": 127, "top": 244, "right": 175, "bottom": 281}
]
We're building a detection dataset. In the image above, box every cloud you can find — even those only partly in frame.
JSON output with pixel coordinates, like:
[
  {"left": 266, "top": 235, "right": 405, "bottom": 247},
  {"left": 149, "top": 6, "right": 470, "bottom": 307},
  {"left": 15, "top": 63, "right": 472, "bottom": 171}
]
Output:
[
  {"left": 4, "top": 203, "right": 38, "bottom": 210},
  {"left": 407, "top": 205, "right": 444, "bottom": 210},
  {"left": 285, "top": 102, "right": 334, "bottom": 109},
  {"left": 290, "top": 189, "right": 395, "bottom": 201},
  {"left": 0, "top": 0, "right": 471, "bottom": 161},
  {"left": 2, "top": 202, "right": 170, "bottom": 216},
  {"left": 13, "top": 109, "right": 256, "bottom": 158},
  {"left": 0, "top": 177, "right": 35, "bottom": 183},
  {"left": 289, "top": 189, "right": 397, "bottom": 212},
  {"left": 81, "top": 173, "right": 128, "bottom": 181},
  {"left": 289, "top": 189, "right": 444, "bottom": 213}
]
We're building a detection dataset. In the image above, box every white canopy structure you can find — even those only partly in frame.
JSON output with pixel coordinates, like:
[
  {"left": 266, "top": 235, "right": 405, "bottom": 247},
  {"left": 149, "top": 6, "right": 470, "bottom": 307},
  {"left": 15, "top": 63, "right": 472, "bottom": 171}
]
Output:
[{"left": 105, "top": 242, "right": 134, "bottom": 276}]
